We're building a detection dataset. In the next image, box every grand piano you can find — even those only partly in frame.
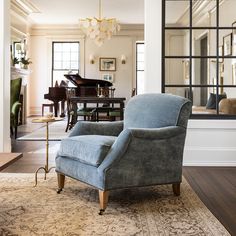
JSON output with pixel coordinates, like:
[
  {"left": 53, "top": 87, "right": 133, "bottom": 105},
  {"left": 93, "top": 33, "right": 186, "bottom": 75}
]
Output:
[{"left": 44, "top": 74, "right": 113, "bottom": 117}]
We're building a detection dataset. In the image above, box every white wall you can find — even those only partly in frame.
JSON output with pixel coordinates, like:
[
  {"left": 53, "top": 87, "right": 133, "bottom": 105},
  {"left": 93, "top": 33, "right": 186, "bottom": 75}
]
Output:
[
  {"left": 85, "top": 37, "right": 134, "bottom": 100},
  {"left": 28, "top": 27, "right": 143, "bottom": 115},
  {"left": 144, "top": 0, "right": 162, "bottom": 93},
  {"left": 0, "top": 0, "right": 11, "bottom": 152},
  {"left": 145, "top": 0, "right": 236, "bottom": 166},
  {"left": 28, "top": 35, "right": 50, "bottom": 115}
]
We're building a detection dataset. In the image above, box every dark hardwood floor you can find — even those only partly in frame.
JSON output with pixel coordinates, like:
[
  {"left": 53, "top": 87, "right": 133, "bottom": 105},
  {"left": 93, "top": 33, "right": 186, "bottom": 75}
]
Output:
[
  {"left": 3, "top": 139, "right": 58, "bottom": 173},
  {"left": 183, "top": 167, "right": 236, "bottom": 236},
  {"left": 1, "top": 125, "right": 236, "bottom": 235}
]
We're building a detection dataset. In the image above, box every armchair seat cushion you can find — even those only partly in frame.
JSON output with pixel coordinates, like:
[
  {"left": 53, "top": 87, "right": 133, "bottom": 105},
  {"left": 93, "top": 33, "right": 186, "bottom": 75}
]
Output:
[{"left": 58, "top": 135, "right": 116, "bottom": 167}]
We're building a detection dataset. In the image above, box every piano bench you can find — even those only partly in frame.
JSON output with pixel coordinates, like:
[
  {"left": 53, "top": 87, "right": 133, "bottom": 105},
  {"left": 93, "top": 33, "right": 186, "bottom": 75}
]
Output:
[{"left": 42, "top": 103, "right": 54, "bottom": 117}]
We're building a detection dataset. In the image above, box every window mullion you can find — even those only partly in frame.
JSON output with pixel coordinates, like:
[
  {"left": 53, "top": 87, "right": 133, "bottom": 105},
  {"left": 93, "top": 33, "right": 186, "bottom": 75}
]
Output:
[
  {"left": 189, "top": 0, "right": 193, "bottom": 101},
  {"left": 162, "top": 0, "right": 166, "bottom": 93},
  {"left": 216, "top": 0, "right": 219, "bottom": 114}
]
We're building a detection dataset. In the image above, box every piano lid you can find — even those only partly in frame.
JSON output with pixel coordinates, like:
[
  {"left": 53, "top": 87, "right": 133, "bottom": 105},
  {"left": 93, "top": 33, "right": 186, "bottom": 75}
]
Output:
[{"left": 64, "top": 74, "right": 113, "bottom": 87}]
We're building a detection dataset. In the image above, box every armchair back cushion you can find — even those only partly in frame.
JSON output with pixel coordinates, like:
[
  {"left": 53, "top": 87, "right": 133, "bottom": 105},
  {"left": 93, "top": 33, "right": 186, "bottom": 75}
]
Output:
[{"left": 124, "top": 93, "right": 191, "bottom": 129}]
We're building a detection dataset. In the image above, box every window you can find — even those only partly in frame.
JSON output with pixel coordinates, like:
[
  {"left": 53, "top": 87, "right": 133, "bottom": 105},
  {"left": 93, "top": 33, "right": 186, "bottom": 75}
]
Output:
[
  {"left": 52, "top": 42, "right": 80, "bottom": 86},
  {"left": 163, "top": 0, "right": 236, "bottom": 118},
  {"left": 136, "top": 42, "right": 145, "bottom": 95}
]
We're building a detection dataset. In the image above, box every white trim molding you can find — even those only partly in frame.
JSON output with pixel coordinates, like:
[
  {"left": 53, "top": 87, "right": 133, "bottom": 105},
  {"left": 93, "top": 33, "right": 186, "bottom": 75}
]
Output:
[
  {"left": 0, "top": 0, "right": 11, "bottom": 152},
  {"left": 144, "top": 0, "right": 162, "bottom": 93},
  {"left": 183, "top": 120, "right": 236, "bottom": 166},
  {"left": 11, "top": 0, "right": 40, "bottom": 16}
]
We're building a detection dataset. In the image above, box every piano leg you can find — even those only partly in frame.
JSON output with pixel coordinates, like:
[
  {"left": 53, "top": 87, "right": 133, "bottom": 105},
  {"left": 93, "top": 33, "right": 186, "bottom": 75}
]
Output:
[
  {"left": 60, "top": 100, "right": 65, "bottom": 118},
  {"left": 54, "top": 102, "right": 59, "bottom": 117},
  {"left": 72, "top": 101, "right": 78, "bottom": 125}
]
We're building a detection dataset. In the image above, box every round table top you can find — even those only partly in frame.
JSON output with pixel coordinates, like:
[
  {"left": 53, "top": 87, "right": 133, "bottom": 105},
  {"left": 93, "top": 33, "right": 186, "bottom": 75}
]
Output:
[{"left": 32, "top": 117, "right": 64, "bottom": 123}]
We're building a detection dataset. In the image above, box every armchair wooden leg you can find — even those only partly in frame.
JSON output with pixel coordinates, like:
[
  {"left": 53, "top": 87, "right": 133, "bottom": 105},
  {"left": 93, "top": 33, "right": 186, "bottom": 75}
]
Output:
[
  {"left": 57, "top": 173, "right": 65, "bottom": 194},
  {"left": 172, "top": 183, "right": 180, "bottom": 196},
  {"left": 98, "top": 190, "right": 109, "bottom": 215}
]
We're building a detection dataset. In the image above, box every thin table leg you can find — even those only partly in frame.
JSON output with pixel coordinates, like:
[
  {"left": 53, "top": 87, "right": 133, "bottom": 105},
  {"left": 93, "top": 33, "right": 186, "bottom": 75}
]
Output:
[
  {"left": 34, "top": 167, "right": 46, "bottom": 187},
  {"left": 34, "top": 121, "right": 55, "bottom": 186},
  {"left": 45, "top": 122, "right": 49, "bottom": 172}
]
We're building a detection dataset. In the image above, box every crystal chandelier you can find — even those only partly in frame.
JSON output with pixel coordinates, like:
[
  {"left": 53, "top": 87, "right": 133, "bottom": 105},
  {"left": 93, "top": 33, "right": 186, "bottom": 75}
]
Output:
[{"left": 79, "top": 0, "right": 120, "bottom": 47}]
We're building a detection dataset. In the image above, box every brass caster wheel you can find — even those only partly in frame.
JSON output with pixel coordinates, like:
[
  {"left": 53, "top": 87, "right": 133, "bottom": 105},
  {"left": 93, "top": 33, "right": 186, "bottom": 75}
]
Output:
[
  {"left": 57, "top": 188, "right": 63, "bottom": 194},
  {"left": 98, "top": 209, "right": 105, "bottom": 215}
]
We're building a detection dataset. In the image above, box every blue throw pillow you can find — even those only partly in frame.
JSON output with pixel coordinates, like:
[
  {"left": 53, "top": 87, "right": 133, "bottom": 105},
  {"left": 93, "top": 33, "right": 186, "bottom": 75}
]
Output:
[{"left": 206, "top": 93, "right": 227, "bottom": 109}]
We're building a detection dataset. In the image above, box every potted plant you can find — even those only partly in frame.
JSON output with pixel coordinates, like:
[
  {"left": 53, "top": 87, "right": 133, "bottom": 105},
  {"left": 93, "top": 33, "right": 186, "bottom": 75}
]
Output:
[{"left": 21, "top": 57, "right": 32, "bottom": 69}]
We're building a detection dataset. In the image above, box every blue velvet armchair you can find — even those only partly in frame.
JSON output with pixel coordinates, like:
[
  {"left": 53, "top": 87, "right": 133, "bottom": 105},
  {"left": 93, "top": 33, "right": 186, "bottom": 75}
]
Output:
[{"left": 55, "top": 93, "right": 192, "bottom": 214}]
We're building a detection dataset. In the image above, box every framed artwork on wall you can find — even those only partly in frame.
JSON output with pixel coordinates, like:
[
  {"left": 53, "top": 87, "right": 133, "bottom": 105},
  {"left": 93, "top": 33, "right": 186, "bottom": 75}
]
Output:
[
  {"left": 223, "top": 33, "right": 232, "bottom": 56},
  {"left": 99, "top": 58, "right": 116, "bottom": 71},
  {"left": 101, "top": 73, "right": 114, "bottom": 83}
]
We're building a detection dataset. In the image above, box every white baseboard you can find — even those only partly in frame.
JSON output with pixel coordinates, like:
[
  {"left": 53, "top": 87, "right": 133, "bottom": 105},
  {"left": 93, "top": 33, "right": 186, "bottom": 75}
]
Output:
[
  {"left": 183, "top": 147, "right": 236, "bottom": 166},
  {"left": 29, "top": 106, "right": 41, "bottom": 116},
  {"left": 183, "top": 120, "right": 236, "bottom": 167},
  {"left": 183, "top": 162, "right": 236, "bottom": 166}
]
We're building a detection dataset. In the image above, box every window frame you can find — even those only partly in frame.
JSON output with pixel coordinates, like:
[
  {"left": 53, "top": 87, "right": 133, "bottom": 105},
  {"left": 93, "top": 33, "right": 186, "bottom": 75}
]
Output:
[
  {"left": 162, "top": 0, "right": 236, "bottom": 119},
  {"left": 136, "top": 42, "right": 145, "bottom": 95},
  {"left": 51, "top": 41, "right": 80, "bottom": 87}
]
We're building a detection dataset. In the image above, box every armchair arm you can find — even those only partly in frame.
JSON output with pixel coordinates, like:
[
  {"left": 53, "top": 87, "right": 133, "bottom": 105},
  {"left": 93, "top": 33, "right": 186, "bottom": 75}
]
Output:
[
  {"left": 69, "top": 121, "right": 124, "bottom": 137},
  {"left": 98, "top": 126, "right": 187, "bottom": 189},
  {"left": 11, "top": 102, "right": 21, "bottom": 115},
  {"left": 130, "top": 126, "right": 186, "bottom": 139},
  {"left": 98, "top": 126, "right": 186, "bottom": 172}
]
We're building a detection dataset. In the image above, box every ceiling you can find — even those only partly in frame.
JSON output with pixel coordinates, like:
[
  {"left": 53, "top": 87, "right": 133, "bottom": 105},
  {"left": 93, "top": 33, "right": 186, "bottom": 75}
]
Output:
[
  {"left": 29, "top": 0, "right": 144, "bottom": 25},
  {"left": 18, "top": 1, "right": 216, "bottom": 26}
]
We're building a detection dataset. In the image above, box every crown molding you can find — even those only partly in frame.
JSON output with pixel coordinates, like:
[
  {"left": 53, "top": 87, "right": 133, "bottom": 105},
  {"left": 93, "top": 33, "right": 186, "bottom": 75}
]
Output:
[
  {"left": 30, "top": 23, "right": 144, "bottom": 30},
  {"left": 11, "top": 0, "right": 40, "bottom": 15},
  {"left": 29, "top": 24, "right": 144, "bottom": 37},
  {"left": 10, "top": 0, "right": 38, "bottom": 39},
  {"left": 11, "top": 25, "right": 27, "bottom": 41},
  {"left": 176, "top": 0, "right": 225, "bottom": 26},
  {"left": 11, "top": 2, "right": 28, "bottom": 22}
]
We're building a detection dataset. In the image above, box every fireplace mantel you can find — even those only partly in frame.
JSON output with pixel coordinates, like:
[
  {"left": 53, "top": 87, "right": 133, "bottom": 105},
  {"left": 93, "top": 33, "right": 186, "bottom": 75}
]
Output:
[
  {"left": 11, "top": 67, "right": 32, "bottom": 124},
  {"left": 11, "top": 66, "right": 32, "bottom": 86}
]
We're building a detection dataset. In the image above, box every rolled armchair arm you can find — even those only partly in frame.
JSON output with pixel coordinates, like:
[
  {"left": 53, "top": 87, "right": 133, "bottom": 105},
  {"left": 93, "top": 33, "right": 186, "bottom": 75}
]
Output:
[
  {"left": 98, "top": 126, "right": 186, "bottom": 173},
  {"left": 11, "top": 102, "right": 21, "bottom": 115},
  {"left": 130, "top": 126, "right": 186, "bottom": 139},
  {"left": 69, "top": 121, "right": 124, "bottom": 137}
]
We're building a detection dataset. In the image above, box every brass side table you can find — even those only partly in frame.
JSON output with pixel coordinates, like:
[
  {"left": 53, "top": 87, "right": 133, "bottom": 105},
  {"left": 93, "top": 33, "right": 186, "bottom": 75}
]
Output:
[{"left": 32, "top": 117, "right": 63, "bottom": 186}]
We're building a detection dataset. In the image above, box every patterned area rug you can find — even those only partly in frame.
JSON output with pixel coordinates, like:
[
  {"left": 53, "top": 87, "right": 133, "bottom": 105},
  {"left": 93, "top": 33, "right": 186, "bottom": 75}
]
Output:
[
  {"left": 17, "top": 120, "right": 70, "bottom": 141},
  {"left": 0, "top": 174, "right": 230, "bottom": 236}
]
